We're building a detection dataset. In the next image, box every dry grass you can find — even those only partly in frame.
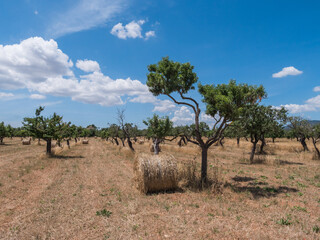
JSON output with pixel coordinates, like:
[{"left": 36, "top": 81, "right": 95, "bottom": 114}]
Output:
[{"left": 0, "top": 137, "right": 319, "bottom": 239}]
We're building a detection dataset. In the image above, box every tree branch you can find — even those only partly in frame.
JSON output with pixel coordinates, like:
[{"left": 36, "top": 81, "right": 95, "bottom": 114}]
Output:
[{"left": 166, "top": 94, "right": 197, "bottom": 113}]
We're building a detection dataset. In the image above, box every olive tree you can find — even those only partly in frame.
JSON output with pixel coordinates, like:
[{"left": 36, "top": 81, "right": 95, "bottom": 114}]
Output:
[
  {"left": 22, "top": 106, "right": 70, "bottom": 154},
  {"left": 147, "top": 57, "right": 265, "bottom": 182},
  {"left": 288, "top": 117, "right": 311, "bottom": 151},
  {"left": 311, "top": 124, "right": 320, "bottom": 159},
  {"left": 0, "top": 122, "right": 7, "bottom": 144},
  {"left": 143, "top": 114, "right": 172, "bottom": 155},
  {"left": 236, "top": 105, "right": 287, "bottom": 163}
]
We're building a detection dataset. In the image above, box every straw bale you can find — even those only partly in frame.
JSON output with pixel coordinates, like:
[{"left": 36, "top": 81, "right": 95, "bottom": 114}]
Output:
[
  {"left": 82, "top": 139, "right": 89, "bottom": 144},
  {"left": 134, "top": 153, "right": 178, "bottom": 193}
]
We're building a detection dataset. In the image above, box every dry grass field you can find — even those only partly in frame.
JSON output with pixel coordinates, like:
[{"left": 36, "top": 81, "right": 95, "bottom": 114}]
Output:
[{"left": 0, "top": 137, "right": 319, "bottom": 239}]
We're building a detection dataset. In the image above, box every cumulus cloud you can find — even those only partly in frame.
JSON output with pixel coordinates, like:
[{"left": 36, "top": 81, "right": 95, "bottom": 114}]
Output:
[
  {"left": 48, "top": 0, "right": 127, "bottom": 38},
  {"left": 145, "top": 31, "right": 155, "bottom": 39},
  {"left": 171, "top": 106, "right": 195, "bottom": 126},
  {"left": 152, "top": 100, "right": 176, "bottom": 112},
  {"left": 281, "top": 93, "right": 320, "bottom": 113},
  {"left": 76, "top": 59, "right": 100, "bottom": 72},
  {"left": 0, "top": 37, "right": 155, "bottom": 107},
  {"left": 313, "top": 86, "right": 320, "bottom": 92},
  {"left": 0, "top": 37, "right": 73, "bottom": 90},
  {"left": 272, "top": 66, "right": 303, "bottom": 78},
  {"left": 30, "top": 94, "right": 46, "bottom": 100},
  {"left": 111, "top": 20, "right": 155, "bottom": 40}
]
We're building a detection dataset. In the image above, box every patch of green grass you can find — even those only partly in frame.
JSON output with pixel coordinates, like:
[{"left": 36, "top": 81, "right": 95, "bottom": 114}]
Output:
[
  {"left": 313, "top": 225, "right": 320, "bottom": 233},
  {"left": 96, "top": 209, "right": 112, "bottom": 217},
  {"left": 276, "top": 215, "right": 292, "bottom": 226},
  {"left": 275, "top": 175, "right": 282, "bottom": 179},
  {"left": 298, "top": 192, "right": 303, "bottom": 196},
  {"left": 207, "top": 213, "right": 214, "bottom": 217},
  {"left": 292, "top": 206, "right": 307, "bottom": 212}
]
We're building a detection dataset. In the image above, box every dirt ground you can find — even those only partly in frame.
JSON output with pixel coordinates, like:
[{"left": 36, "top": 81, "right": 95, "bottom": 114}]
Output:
[{"left": 0, "top": 137, "right": 319, "bottom": 240}]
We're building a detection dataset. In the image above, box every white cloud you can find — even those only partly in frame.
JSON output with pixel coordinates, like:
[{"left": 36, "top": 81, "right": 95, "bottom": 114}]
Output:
[
  {"left": 76, "top": 59, "right": 100, "bottom": 72},
  {"left": 171, "top": 106, "right": 195, "bottom": 126},
  {"left": 48, "top": 0, "right": 127, "bottom": 38},
  {"left": 0, "top": 37, "right": 156, "bottom": 107},
  {"left": 111, "top": 20, "right": 155, "bottom": 40},
  {"left": 30, "top": 94, "right": 46, "bottom": 100},
  {"left": 313, "top": 86, "right": 320, "bottom": 92},
  {"left": 153, "top": 100, "right": 176, "bottom": 112},
  {"left": 145, "top": 31, "right": 155, "bottom": 39},
  {"left": 0, "top": 37, "right": 73, "bottom": 90},
  {"left": 281, "top": 104, "right": 317, "bottom": 114},
  {"left": 0, "top": 92, "right": 14, "bottom": 98},
  {"left": 272, "top": 66, "right": 303, "bottom": 78},
  {"left": 281, "top": 94, "right": 320, "bottom": 113}
]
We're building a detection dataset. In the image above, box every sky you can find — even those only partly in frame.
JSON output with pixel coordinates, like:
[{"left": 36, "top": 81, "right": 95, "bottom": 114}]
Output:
[{"left": 0, "top": 0, "right": 320, "bottom": 128}]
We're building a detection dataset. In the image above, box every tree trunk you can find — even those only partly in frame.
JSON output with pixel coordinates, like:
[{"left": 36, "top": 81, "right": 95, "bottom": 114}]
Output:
[
  {"left": 300, "top": 137, "right": 309, "bottom": 151},
  {"left": 114, "top": 138, "right": 119, "bottom": 145},
  {"left": 38, "top": 138, "right": 41, "bottom": 145},
  {"left": 0, "top": 137, "right": 3, "bottom": 144},
  {"left": 120, "top": 138, "right": 125, "bottom": 147},
  {"left": 75, "top": 138, "right": 77, "bottom": 143},
  {"left": 250, "top": 141, "right": 257, "bottom": 164},
  {"left": 153, "top": 138, "right": 161, "bottom": 155},
  {"left": 127, "top": 138, "right": 135, "bottom": 151},
  {"left": 237, "top": 137, "right": 240, "bottom": 147},
  {"left": 201, "top": 147, "right": 208, "bottom": 184},
  {"left": 312, "top": 138, "right": 320, "bottom": 159},
  {"left": 67, "top": 139, "right": 70, "bottom": 149},
  {"left": 219, "top": 136, "right": 224, "bottom": 147},
  {"left": 259, "top": 137, "right": 266, "bottom": 154},
  {"left": 46, "top": 139, "right": 52, "bottom": 154},
  {"left": 272, "top": 137, "right": 275, "bottom": 143}
]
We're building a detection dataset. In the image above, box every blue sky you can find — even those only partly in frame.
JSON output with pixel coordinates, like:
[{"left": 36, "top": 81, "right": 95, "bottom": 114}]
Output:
[{"left": 0, "top": 0, "right": 320, "bottom": 128}]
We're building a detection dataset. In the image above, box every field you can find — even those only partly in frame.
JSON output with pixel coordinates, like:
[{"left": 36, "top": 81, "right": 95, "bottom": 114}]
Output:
[{"left": 0, "top": 138, "right": 319, "bottom": 239}]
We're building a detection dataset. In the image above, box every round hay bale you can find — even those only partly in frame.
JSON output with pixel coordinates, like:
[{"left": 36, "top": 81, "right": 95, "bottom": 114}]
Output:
[
  {"left": 134, "top": 153, "right": 178, "bottom": 194},
  {"left": 82, "top": 139, "right": 89, "bottom": 144},
  {"left": 22, "top": 138, "right": 31, "bottom": 145}
]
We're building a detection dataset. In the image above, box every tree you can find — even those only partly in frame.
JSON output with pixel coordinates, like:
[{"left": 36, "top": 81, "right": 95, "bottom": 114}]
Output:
[
  {"left": 6, "top": 124, "right": 14, "bottom": 139},
  {"left": 311, "top": 124, "right": 320, "bottom": 159},
  {"left": 147, "top": 57, "right": 265, "bottom": 182},
  {"left": 22, "top": 106, "right": 70, "bottom": 154},
  {"left": 237, "top": 105, "right": 287, "bottom": 163},
  {"left": 117, "top": 109, "right": 135, "bottom": 151},
  {"left": 0, "top": 122, "right": 7, "bottom": 144},
  {"left": 223, "top": 121, "right": 246, "bottom": 146},
  {"left": 288, "top": 117, "right": 311, "bottom": 152},
  {"left": 143, "top": 114, "right": 173, "bottom": 155},
  {"left": 109, "top": 124, "right": 120, "bottom": 145}
]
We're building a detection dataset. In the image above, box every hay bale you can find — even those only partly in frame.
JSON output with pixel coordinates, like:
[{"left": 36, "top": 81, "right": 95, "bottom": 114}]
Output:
[
  {"left": 82, "top": 139, "right": 89, "bottom": 144},
  {"left": 22, "top": 138, "right": 31, "bottom": 145},
  {"left": 134, "top": 153, "right": 178, "bottom": 193}
]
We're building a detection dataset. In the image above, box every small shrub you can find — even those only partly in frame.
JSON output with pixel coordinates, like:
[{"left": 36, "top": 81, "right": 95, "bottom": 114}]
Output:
[
  {"left": 276, "top": 216, "right": 292, "bottom": 226},
  {"left": 96, "top": 209, "right": 112, "bottom": 217},
  {"left": 313, "top": 225, "right": 320, "bottom": 233}
]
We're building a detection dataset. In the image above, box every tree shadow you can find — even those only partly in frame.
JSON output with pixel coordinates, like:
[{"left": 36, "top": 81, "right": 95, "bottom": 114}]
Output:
[
  {"left": 232, "top": 176, "right": 256, "bottom": 182},
  {"left": 225, "top": 182, "right": 298, "bottom": 199},
  {"left": 50, "top": 155, "right": 85, "bottom": 159},
  {"left": 274, "top": 160, "right": 304, "bottom": 165}
]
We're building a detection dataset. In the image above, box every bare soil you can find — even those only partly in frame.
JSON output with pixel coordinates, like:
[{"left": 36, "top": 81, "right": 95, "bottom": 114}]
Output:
[{"left": 0, "top": 138, "right": 319, "bottom": 240}]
